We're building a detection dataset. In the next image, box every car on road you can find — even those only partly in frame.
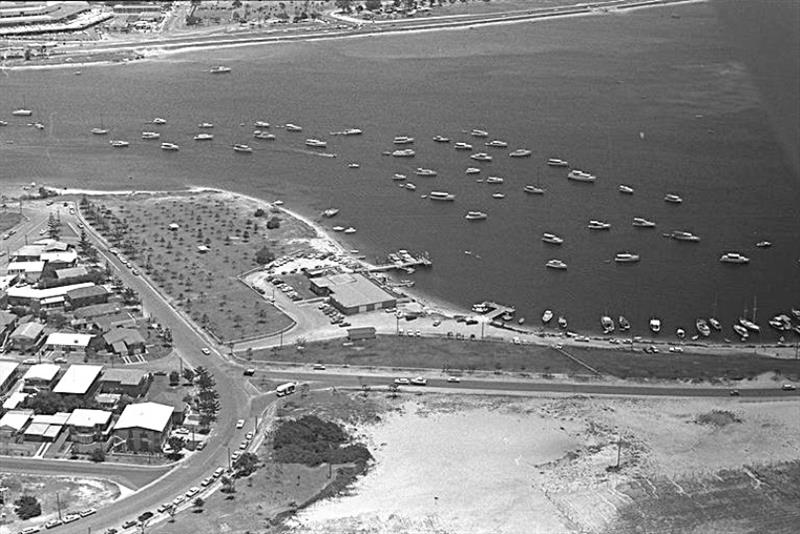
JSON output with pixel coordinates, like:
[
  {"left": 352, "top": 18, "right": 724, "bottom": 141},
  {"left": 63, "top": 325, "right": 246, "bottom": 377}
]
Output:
[
  {"left": 410, "top": 376, "right": 427, "bottom": 386},
  {"left": 243, "top": 368, "right": 255, "bottom": 376},
  {"left": 157, "top": 503, "right": 172, "bottom": 513},
  {"left": 782, "top": 383, "right": 797, "bottom": 391},
  {"left": 201, "top": 476, "right": 214, "bottom": 487},
  {"left": 394, "top": 378, "right": 410, "bottom": 385},
  {"left": 446, "top": 376, "right": 461, "bottom": 383},
  {"left": 131, "top": 269, "right": 139, "bottom": 276},
  {"left": 729, "top": 389, "right": 740, "bottom": 396},
  {"left": 239, "top": 440, "right": 248, "bottom": 450},
  {"left": 236, "top": 419, "right": 245, "bottom": 429},
  {"left": 245, "top": 431, "right": 254, "bottom": 440},
  {"left": 201, "top": 347, "right": 211, "bottom": 355},
  {"left": 79, "top": 508, "right": 97, "bottom": 518},
  {"left": 213, "top": 467, "right": 225, "bottom": 478},
  {"left": 171, "top": 496, "right": 186, "bottom": 507},
  {"left": 103, "top": 529, "right": 118, "bottom": 534},
  {"left": 18, "top": 528, "right": 41, "bottom": 534},
  {"left": 433, "top": 319, "right": 442, "bottom": 327},
  {"left": 44, "top": 519, "right": 62, "bottom": 528},
  {"left": 121, "top": 520, "right": 137, "bottom": 529},
  {"left": 668, "top": 346, "right": 684, "bottom": 353},
  {"left": 313, "top": 363, "right": 326, "bottom": 370},
  {"left": 185, "top": 486, "right": 201, "bottom": 498}
]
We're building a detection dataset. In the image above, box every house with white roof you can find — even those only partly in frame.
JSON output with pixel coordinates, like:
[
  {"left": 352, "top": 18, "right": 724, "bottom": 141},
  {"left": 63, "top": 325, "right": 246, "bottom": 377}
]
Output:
[
  {"left": 66, "top": 408, "right": 113, "bottom": 445},
  {"left": 7, "top": 282, "right": 94, "bottom": 311},
  {"left": 52, "top": 364, "right": 103, "bottom": 398},
  {"left": 0, "top": 409, "right": 32, "bottom": 439},
  {"left": 112, "top": 401, "right": 174, "bottom": 452},
  {"left": 43, "top": 332, "right": 94, "bottom": 356},
  {"left": 22, "top": 363, "right": 61, "bottom": 392},
  {"left": 9, "top": 322, "right": 46, "bottom": 352},
  {"left": 5, "top": 261, "right": 45, "bottom": 282},
  {"left": 24, "top": 412, "right": 70, "bottom": 442},
  {"left": 0, "top": 360, "right": 20, "bottom": 394}
]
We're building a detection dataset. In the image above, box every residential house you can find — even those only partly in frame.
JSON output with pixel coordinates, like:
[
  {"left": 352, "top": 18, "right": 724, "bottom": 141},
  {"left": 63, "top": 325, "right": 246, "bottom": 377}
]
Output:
[
  {"left": 66, "top": 408, "right": 113, "bottom": 446},
  {"left": 5, "top": 261, "right": 45, "bottom": 282},
  {"left": 112, "top": 402, "right": 174, "bottom": 452},
  {"left": 0, "top": 409, "right": 32, "bottom": 440},
  {"left": 52, "top": 364, "right": 103, "bottom": 400},
  {"left": 7, "top": 282, "right": 94, "bottom": 311},
  {"left": 43, "top": 332, "right": 94, "bottom": 357},
  {"left": 92, "top": 311, "right": 136, "bottom": 332},
  {"left": 99, "top": 368, "right": 151, "bottom": 398},
  {"left": 24, "top": 412, "right": 69, "bottom": 442},
  {"left": 102, "top": 328, "right": 146, "bottom": 357},
  {"left": 148, "top": 391, "right": 186, "bottom": 426},
  {"left": 9, "top": 321, "right": 45, "bottom": 352},
  {"left": 0, "top": 360, "right": 20, "bottom": 394},
  {"left": 66, "top": 285, "right": 109, "bottom": 310},
  {"left": 0, "top": 310, "right": 19, "bottom": 338},
  {"left": 21, "top": 363, "right": 61, "bottom": 393}
]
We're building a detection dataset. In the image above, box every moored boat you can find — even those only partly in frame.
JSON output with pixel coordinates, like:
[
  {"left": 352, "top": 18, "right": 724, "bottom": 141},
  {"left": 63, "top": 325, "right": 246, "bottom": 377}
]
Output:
[
  {"left": 485, "top": 139, "right": 508, "bottom": 148},
  {"left": 664, "top": 193, "right": 683, "bottom": 204},
  {"left": 233, "top": 144, "right": 253, "bottom": 153},
  {"left": 601, "top": 315, "right": 615, "bottom": 334},
  {"left": 649, "top": 317, "right": 661, "bottom": 333},
  {"left": 547, "top": 158, "right": 569, "bottom": 167},
  {"left": 546, "top": 259, "right": 567, "bottom": 270},
  {"left": 12, "top": 109, "right": 32, "bottom": 117},
  {"left": 618, "top": 316, "right": 631, "bottom": 331},
  {"left": 465, "top": 211, "right": 488, "bottom": 221},
  {"left": 470, "top": 152, "right": 493, "bottom": 162},
  {"left": 160, "top": 142, "right": 179, "bottom": 151},
  {"left": 542, "top": 310, "right": 553, "bottom": 323},
  {"left": 141, "top": 131, "right": 160, "bottom": 140},
  {"left": 429, "top": 191, "right": 455, "bottom": 201},
  {"left": 485, "top": 176, "right": 504, "bottom": 184},
  {"left": 393, "top": 135, "right": 414, "bottom": 145},
  {"left": 454, "top": 142, "right": 473, "bottom": 150},
  {"left": 524, "top": 185, "right": 545, "bottom": 194},
  {"left": 344, "top": 227, "right": 357, "bottom": 234},
  {"left": 542, "top": 233, "right": 563, "bottom": 245},
  {"left": 322, "top": 208, "right": 340, "bottom": 218},
  {"left": 254, "top": 121, "right": 270, "bottom": 129},
  {"left": 253, "top": 131, "right": 276, "bottom": 140},
  {"left": 392, "top": 173, "right": 407, "bottom": 181},
  {"left": 194, "top": 133, "right": 214, "bottom": 141},
  {"left": 405, "top": 183, "right": 417, "bottom": 191},
  {"left": 619, "top": 184, "right": 634, "bottom": 194},
  {"left": 332, "top": 226, "right": 345, "bottom": 232},
  {"left": 696, "top": 318, "right": 711, "bottom": 337},
  {"left": 632, "top": 217, "right": 656, "bottom": 228},
  {"left": 676, "top": 328, "right": 686, "bottom": 339},
  {"left": 755, "top": 240, "right": 772, "bottom": 248},
  {"left": 738, "top": 317, "right": 760, "bottom": 332},
  {"left": 152, "top": 117, "right": 167, "bottom": 125},
  {"left": 415, "top": 167, "right": 437, "bottom": 177},
  {"left": 709, "top": 317, "right": 722, "bottom": 331},
  {"left": 91, "top": 127, "right": 109, "bottom": 135},
  {"left": 305, "top": 138, "right": 327, "bottom": 148},
  {"left": 558, "top": 316, "right": 568, "bottom": 329},
  {"left": 509, "top": 148, "right": 532, "bottom": 158},
  {"left": 670, "top": 230, "right": 700, "bottom": 242},
  {"left": 109, "top": 140, "right": 129, "bottom": 148},
  {"left": 209, "top": 65, "right": 231, "bottom": 74},
  {"left": 491, "top": 192, "right": 505, "bottom": 199},
  {"left": 198, "top": 122, "right": 214, "bottom": 128},
  {"left": 720, "top": 252, "right": 749, "bottom": 264},
  {"left": 567, "top": 169, "right": 596, "bottom": 182},
  {"left": 433, "top": 135, "right": 450, "bottom": 143},
  {"left": 465, "top": 168, "right": 481, "bottom": 175},
  {"left": 470, "top": 129, "right": 489, "bottom": 138},
  {"left": 285, "top": 123, "right": 303, "bottom": 132},
  {"left": 614, "top": 252, "right": 640, "bottom": 263},
  {"left": 587, "top": 220, "right": 611, "bottom": 230},
  {"left": 392, "top": 148, "right": 416, "bottom": 157},
  {"left": 733, "top": 324, "right": 749, "bottom": 339}
]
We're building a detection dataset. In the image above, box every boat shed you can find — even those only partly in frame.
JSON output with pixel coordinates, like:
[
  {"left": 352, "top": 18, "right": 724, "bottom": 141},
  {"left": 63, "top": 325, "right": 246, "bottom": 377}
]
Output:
[
  {"left": 309, "top": 273, "right": 396, "bottom": 315},
  {"left": 52, "top": 364, "right": 103, "bottom": 398}
]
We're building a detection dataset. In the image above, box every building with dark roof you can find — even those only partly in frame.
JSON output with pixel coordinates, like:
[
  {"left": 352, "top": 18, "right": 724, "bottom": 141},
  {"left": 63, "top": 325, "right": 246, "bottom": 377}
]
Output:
[
  {"left": 66, "top": 285, "right": 109, "bottom": 309},
  {"left": 9, "top": 321, "right": 45, "bottom": 352},
  {"left": 309, "top": 273, "right": 397, "bottom": 315},
  {"left": 102, "top": 328, "right": 146, "bottom": 356},
  {"left": 99, "top": 368, "right": 151, "bottom": 398}
]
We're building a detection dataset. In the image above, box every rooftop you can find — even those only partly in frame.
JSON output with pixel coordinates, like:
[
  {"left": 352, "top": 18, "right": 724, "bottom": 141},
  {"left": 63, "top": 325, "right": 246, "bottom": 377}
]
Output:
[
  {"left": 319, "top": 273, "right": 396, "bottom": 309},
  {"left": 40, "top": 250, "right": 78, "bottom": 264},
  {"left": 114, "top": 402, "right": 173, "bottom": 433},
  {"left": 8, "top": 281, "right": 94, "bottom": 301},
  {"left": 66, "top": 408, "right": 112, "bottom": 428},
  {"left": 66, "top": 285, "right": 108, "bottom": 300},
  {"left": 101, "top": 367, "right": 148, "bottom": 386},
  {"left": 73, "top": 302, "right": 123, "bottom": 319},
  {"left": 23, "top": 363, "right": 60, "bottom": 382},
  {"left": 6, "top": 260, "right": 46, "bottom": 272},
  {"left": 0, "top": 409, "right": 31, "bottom": 432},
  {"left": 55, "top": 265, "right": 89, "bottom": 279},
  {"left": 12, "top": 244, "right": 46, "bottom": 259},
  {"left": 52, "top": 364, "right": 103, "bottom": 395},
  {"left": 103, "top": 327, "right": 145, "bottom": 346},
  {"left": 0, "top": 359, "right": 19, "bottom": 385},
  {"left": 10, "top": 321, "right": 45, "bottom": 341},
  {"left": 44, "top": 332, "right": 94, "bottom": 348}
]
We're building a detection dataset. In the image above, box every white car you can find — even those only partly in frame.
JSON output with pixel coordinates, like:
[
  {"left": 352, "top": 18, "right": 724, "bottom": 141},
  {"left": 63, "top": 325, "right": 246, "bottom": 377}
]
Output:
[
  {"left": 185, "top": 486, "right": 200, "bottom": 498},
  {"left": 201, "top": 347, "right": 211, "bottom": 355},
  {"left": 410, "top": 377, "right": 427, "bottom": 386},
  {"left": 236, "top": 419, "right": 245, "bottom": 429},
  {"left": 446, "top": 376, "right": 461, "bottom": 383},
  {"left": 394, "top": 378, "right": 410, "bottom": 385},
  {"left": 245, "top": 432, "right": 254, "bottom": 440}
]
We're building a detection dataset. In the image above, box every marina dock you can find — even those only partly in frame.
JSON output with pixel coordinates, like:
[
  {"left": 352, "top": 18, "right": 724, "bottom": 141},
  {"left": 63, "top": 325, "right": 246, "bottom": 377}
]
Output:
[{"left": 366, "top": 249, "right": 432, "bottom": 273}]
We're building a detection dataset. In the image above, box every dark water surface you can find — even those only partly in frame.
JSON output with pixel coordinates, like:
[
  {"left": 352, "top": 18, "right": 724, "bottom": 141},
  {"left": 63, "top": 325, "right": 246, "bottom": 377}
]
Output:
[{"left": 1, "top": 2, "right": 798, "bottom": 338}]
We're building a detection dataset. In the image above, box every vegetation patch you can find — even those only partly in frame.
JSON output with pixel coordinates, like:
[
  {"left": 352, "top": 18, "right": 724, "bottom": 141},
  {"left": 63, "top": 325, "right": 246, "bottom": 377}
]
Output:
[
  {"left": 273, "top": 415, "right": 372, "bottom": 467},
  {"left": 695, "top": 410, "right": 742, "bottom": 427}
]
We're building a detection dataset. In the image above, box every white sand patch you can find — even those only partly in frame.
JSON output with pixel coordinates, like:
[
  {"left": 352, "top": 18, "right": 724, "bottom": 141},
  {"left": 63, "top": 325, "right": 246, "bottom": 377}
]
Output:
[{"left": 290, "top": 400, "right": 583, "bottom": 534}]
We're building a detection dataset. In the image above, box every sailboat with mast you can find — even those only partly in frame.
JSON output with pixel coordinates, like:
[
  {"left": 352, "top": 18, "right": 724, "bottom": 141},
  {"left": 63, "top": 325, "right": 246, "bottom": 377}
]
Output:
[{"left": 738, "top": 297, "right": 760, "bottom": 333}]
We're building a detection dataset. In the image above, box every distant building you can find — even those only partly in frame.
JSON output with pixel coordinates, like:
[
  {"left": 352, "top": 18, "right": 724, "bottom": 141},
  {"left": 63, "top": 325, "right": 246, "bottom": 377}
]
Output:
[
  {"left": 309, "top": 273, "right": 396, "bottom": 315},
  {"left": 66, "top": 285, "right": 109, "bottom": 309},
  {"left": 100, "top": 368, "right": 151, "bottom": 398},
  {"left": 9, "top": 322, "right": 45, "bottom": 352},
  {"left": 112, "top": 402, "right": 174, "bottom": 452},
  {"left": 346, "top": 326, "right": 376, "bottom": 341},
  {"left": 21, "top": 363, "right": 61, "bottom": 393},
  {"left": 54, "top": 265, "right": 90, "bottom": 284},
  {"left": 0, "top": 360, "right": 20, "bottom": 394},
  {"left": 91, "top": 311, "right": 136, "bottom": 332},
  {"left": 7, "top": 282, "right": 95, "bottom": 311},
  {"left": 52, "top": 364, "right": 103, "bottom": 399},
  {"left": 0, "top": 409, "right": 32, "bottom": 439}
]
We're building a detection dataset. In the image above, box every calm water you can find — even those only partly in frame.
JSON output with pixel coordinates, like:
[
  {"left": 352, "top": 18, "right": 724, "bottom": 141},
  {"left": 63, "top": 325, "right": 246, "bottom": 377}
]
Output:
[{"left": 1, "top": 2, "right": 798, "bottom": 338}]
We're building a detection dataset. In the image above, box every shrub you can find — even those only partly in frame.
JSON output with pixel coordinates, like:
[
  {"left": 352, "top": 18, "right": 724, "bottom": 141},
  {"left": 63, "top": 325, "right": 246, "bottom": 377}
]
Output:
[
  {"left": 14, "top": 495, "right": 41, "bottom": 520},
  {"left": 90, "top": 448, "right": 106, "bottom": 463}
]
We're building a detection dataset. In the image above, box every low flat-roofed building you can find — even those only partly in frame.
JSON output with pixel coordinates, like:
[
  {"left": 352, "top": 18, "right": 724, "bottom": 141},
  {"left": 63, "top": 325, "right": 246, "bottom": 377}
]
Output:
[
  {"left": 66, "top": 408, "right": 113, "bottom": 444},
  {"left": 22, "top": 363, "right": 61, "bottom": 392},
  {"left": 2, "top": 391, "right": 29, "bottom": 410},
  {"left": 0, "top": 310, "right": 19, "bottom": 335},
  {"left": 66, "top": 285, "right": 109, "bottom": 309},
  {"left": 52, "top": 364, "right": 102, "bottom": 397},
  {"left": 100, "top": 368, "right": 151, "bottom": 397},
  {"left": 73, "top": 302, "right": 123, "bottom": 320},
  {"left": 43, "top": 332, "right": 94, "bottom": 355},
  {"left": 0, "top": 360, "right": 20, "bottom": 394},
  {"left": 7, "top": 281, "right": 94, "bottom": 310},
  {"left": 94, "top": 392, "right": 120, "bottom": 411},
  {"left": 54, "top": 265, "right": 89, "bottom": 282},
  {"left": 310, "top": 273, "right": 397, "bottom": 315},
  {"left": 112, "top": 401, "right": 174, "bottom": 452},
  {"left": 0, "top": 409, "right": 32, "bottom": 437},
  {"left": 92, "top": 311, "right": 136, "bottom": 332},
  {"left": 9, "top": 321, "right": 45, "bottom": 352},
  {"left": 40, "top": 249, "right": 78, "bottom": 266},
  {"left": 103, "top": 328, "right": 146, "bottom": 356},
  {"left": 6, "top": 261, "right": 45, "bottom": 282},
  {"left": 23, "top": 413, "right": 68, "bottom": 442},
  {"left": 11, "top": 244, "right": 46, "bottom": 262}
]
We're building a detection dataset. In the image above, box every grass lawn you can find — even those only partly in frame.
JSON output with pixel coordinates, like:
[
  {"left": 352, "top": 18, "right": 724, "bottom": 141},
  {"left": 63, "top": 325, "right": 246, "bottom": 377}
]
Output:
[
  {"left": 253, "top": 335, "right": 800, "bottom": 381},
  {"left": 0, "top": 210, "right": 22, "bottom": 234},
  {"left": 80, "top": 192, "right": 313, "bottom": 342}
]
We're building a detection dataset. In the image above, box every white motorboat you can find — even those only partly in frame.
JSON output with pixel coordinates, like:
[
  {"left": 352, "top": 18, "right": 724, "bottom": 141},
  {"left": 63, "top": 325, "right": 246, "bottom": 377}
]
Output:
[
  {"left": 322, "top": 208, "right": 340, "bottom": 218},
  {"left": 392, "top": 173, "right": 407, "bottom": 181},
  {"left": 454, "top": 142, "right": 473, "bottom": 150},
  {"left": 523, "top": 185, "right": 545, "bottom": 194},
  {"left": 254, "top": 121, "right": 270, "bottom": 128},
  {"left": 152, "top": 118, "right": 167, "bottom": 125},
  {"left": 465, "top": 210, "right": 487, "bottom": 220},
  {"left": 405, "top": 183, "right": 417, "bottom": 191},
  {"left": 253, "top": 131, "right": 276, "bottom": 140},
  {"left": 547, "top": 158, "right": 569, "bottom": 167},
  {"left": 393, "top": 136, "right": 414, "bottom": 145},
  {"left": 670, "top": 230, "right": 700, "bottom": 242},
  {"left": 0, "top": 120, "right": 6, "bottom": 126},
  {"left": 733, "top": 324, "right": 749, "bottom": 339},
  {"left": 429, "top": 191, "right": 455, "bottom": 201},
  {"left": 738, "top": 318, "right": 760, "bottom": 332},
  {"left": 233, "top": 144, "right": 253, "bottom": 153},
  {"left": 632, "top": 217, "right": 656, "bottom": 228},
  {"left": 348, "top": 162, "right": 360, "bottom": 168},
  {"left": 198, "top": 122, "right": 214, "bottom": 128},
  {"left": 587, "top": 220, "right": 611, "bottom": 230},
  {"left": 392, "top": 148, "right": 416, "bottom": 157},
  {"left": 465, "top": 167, "right": 481, "bottom": 174},
  {"left": 433, "top": 135, "right": 450, "bottom": 143},
  {"left": 709, "top": 317, "right": 722, "bottom": 331},
  {"left": 160, "top": 142, "right": 179, "bottom": 151},
  {"left": 470, "top": 152, "right": 493, "bottom": 162},
  {"left": 755, "top": 241, "right": 772, "bottom": 248},
  {"left": 619, "top": 184, "right": 634, "bottom": 194},
  {"left": 546, "top": 259, "right": 567, "bottom": 270},
  {"left": 91, "top": 127, "right": 109, "bottom": 135},
  {"left": 470, "top": 129, "right": 489, "bottom": 138},
  {"left": 720, "top": 252, "right": 750, "bottom": 264},
  {"left": 509, "top": 149, "right": 532, "bottom": 158},
  {"left": 210, "top": 65, "right": 232, "bottom": 74},
  {"left": 676, "top": 328, "right": 686, "bottom": 339},
  {"left": 485, "top": 139, "right": 508, "bottom": 148},
  {"left": 332, "top": 226, "right": 345, "bottom": 232},
  {"left": 649, "top": 317, "right": 661, "bottom": 333},
  {"left": 341, "top": 128, "right": 362, "bottom": 136},
  {"left": 485, "top": 176, "right": 504, "bottom": 184},
  {"left": 491, "top": 192, "right": 505, "bottom": 199},
  {"left": 344, "top": 227, "right": 357, "bottom": 234},
  {"left": 141, "top": 131, "right": 160, "bottom": 140},
  {"left": 664, "top": 193, "right": 683, "bottom": 204},
  {"left": 557, "top": 316, "right": 568, "bottom": 328},
  {"left": 285, "top": 123, "right": 303, "bottom": 132},
  {"left": 194, "top": 133, "right": 214, "bottom": 141},
  {"left": 305, "top": 138, "right": 327, "bottom": 148},
  {"left": 12, "top": 109, "right": 32, "bottom": 117},
  {"left": 415, "top": 167, "right": 437, "bottom": 177},
  {"left": 618, "top": 316, "right": 631, "bottom": 331},
  {"left": 542, "top": 233, "right": 563, "bottom": 245},
  {"left": 614, "top": 252, "right": 640, "bottom": 263},
  {"left": 601, "top": 315, "right": 615, "bottom": 334},
  {"left": 109, "top": 140, "right": 129, "bottom": 148},
  {"left": 542, "top": 310, "right": 553, "bottom": 323},
  {"left": 567, "top": 169, "right": 596, "bottom": 182},
  {"left": 696, "top": 318, "right": 711, "bottom": 337}
]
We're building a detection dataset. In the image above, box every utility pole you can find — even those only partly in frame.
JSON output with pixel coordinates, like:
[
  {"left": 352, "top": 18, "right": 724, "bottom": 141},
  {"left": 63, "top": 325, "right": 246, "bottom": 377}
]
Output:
[
  {"left": 56, "top": 492, "right": 62, "bottom": 521},
  {"left": 227, "top": 446, "right": 231, "bottom": 471},
  {"left": 615, "top": 436, "right": 622, "bottom": 469}
]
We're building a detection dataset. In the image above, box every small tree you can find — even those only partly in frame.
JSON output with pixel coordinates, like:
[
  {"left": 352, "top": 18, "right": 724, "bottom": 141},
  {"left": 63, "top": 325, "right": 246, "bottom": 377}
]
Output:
[
  {"left": 169, "top": 370, "right": 180, "bottom": 386},
  {"left": 193, "top": 497, "right": 204, "bottom": 512},
  {"left": 182, "top": 367, "right": 195, "bottom": 384},
  {"left": 89, "top": 447, "right": 106, "bottom": 463},
  {"left": 14, "top": 495, "right": 41, "bottom": 520}
]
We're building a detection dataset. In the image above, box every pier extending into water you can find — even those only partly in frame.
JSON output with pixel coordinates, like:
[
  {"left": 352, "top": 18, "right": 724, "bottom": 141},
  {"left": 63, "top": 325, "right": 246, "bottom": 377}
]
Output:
[{"left": 366, "top": 250, "right": 432, "bottom": 273}]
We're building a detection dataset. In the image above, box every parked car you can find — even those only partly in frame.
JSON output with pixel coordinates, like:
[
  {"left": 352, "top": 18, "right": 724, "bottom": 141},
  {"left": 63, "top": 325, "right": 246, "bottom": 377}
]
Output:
[
  {"left": 236, "top": 419, "right": 245, "bottom": 429},
  {"left": 245, "top": 431, "right": 254, "bottom": 440},
  {"left": 121, "top": 520, "right": 137, "bottom": 529},
  {"left": 201, "top": 347, "right": 211, "bottom": 355},
  {"left": 782, "top": 383, "right": 797, "bottom": 391},
  {"left": 243, "top": 368, "right": 255, "bottom": 376},
  {"left": 185, "top": 487, "right": 200, "bottom": 498},
  {"left": 313, "top": 364, "right": 326, "bottom": 370},
  {"left": 79, "top": 508, "right": 97, "bottom": 518},
  {"left": 410, "top": 377, "right": 427, "bottom": 386},
  {"left": 729, "top": 389, "right": 740, "bottom": 396},
  {"left": 446, "top": 376, "right": 461, "bottom": 383},
  {"left": 44, "top": 519, "right": 62, "bottom": 529},
  {"left": 103, "top": 529, "right": 118, "bottom": 534},
  {"left": 18, "top": 528, "right": 41, "bottom": 534},
  {"left": 157, "top": 503, "right": 172, "bottom": 513},
  {"left": 394, "top": 378, "right": 410, "bottom": 385},
  {"left": 213, "top": 467, "right": 225, "bottom": 478}
]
